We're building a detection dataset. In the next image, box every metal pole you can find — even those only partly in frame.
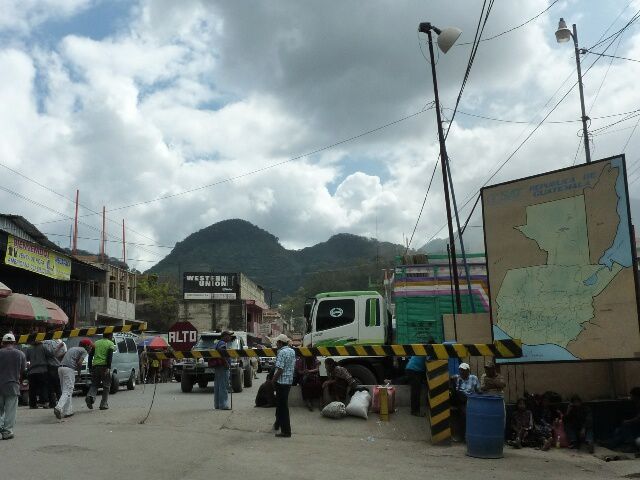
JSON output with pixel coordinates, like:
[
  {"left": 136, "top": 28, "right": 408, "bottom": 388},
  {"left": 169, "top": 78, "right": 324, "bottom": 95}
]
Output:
[
  {"left": 426, "top": 26, "right": 462, "bottom": 312},
  {"left": 445, "top": 158, "right": 476, "bottom": 313},
  {"left": 572, "top": 24, "right": 591, "bottom": 163}
]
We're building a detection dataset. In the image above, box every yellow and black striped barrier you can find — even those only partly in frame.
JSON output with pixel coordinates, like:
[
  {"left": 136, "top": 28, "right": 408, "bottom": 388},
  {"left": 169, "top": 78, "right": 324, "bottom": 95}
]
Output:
[
  {"left": 145, "top": 339, "right": 522, "bottom": 360},
  {"left": 16, "top": 323, "right": 147, "bottom": 345},
  {"left": 427, "top": 360, "right": 452, "bottom": 445}
]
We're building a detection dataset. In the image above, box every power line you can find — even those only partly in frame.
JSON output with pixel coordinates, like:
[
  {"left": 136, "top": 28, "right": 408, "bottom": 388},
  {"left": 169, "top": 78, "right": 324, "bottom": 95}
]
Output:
[
  {"left": 0, "top": 160, "right": 160, "bottom": 248},
  {"left": 68, "top": 107, "right": 432, "bottom": 217},
  {"left": 407, "top": 1, "right": 494, "bottom": 252},
  {"left": 584, "top": 51, "right": 640, "bottom": 64},
  {"left": 41, "top": 232, "right": 175, "bottom": 249},
  {"left": 457, "top": 0, "right": 560, "bottom": 46}
]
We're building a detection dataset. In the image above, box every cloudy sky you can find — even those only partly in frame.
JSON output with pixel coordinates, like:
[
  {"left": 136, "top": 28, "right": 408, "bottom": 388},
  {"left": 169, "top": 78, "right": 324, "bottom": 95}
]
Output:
[{"left": 1, "top": 0, "right": 639, "bottom": 271}]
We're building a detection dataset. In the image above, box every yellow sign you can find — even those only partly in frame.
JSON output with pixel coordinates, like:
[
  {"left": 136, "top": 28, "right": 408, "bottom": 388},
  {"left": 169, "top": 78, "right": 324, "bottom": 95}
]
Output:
[{"left": 4, "top": 235, "right": 71, "bottom": 281}]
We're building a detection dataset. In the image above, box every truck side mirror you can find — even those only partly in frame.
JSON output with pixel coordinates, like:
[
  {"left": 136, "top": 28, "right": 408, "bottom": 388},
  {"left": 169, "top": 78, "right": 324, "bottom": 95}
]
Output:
[{"left": 303, "top": 303, "right": 312, "bottom": 319}]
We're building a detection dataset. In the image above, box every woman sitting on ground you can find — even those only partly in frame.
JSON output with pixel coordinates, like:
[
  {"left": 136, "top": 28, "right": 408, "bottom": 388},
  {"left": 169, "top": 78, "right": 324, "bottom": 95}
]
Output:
[
  {"left": 296, "top": 355, "right": 322, "bottom": 411},
  {"left": 509, "top": 398, "right": 534, "bottom": 449},
  {"left": 322, "top": 358, "right": 358, "bottom": 405},
  {"left": 255, "top": 370, "right": 276, "bottom": 408}
]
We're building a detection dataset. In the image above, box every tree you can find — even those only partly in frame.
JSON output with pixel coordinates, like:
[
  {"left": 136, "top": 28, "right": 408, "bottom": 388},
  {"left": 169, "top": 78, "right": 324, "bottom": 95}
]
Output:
[{"left": 136, "top": 275, "right": 179, "bottom": 331}]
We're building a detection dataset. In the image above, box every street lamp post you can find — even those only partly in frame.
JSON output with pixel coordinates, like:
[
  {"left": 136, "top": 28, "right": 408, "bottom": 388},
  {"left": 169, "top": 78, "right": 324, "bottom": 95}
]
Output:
[
  {"left": 418, "top": 22, "right": 463, "bottom": 313},
  {"left": 556, "top": 18, "right": 591, "bottom": 163}
]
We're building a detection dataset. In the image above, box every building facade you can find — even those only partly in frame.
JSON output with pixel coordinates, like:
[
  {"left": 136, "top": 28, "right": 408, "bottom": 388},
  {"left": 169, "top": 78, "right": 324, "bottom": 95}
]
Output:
[{"left": 178, "top": 271, "right": 267, "bottom": 333}]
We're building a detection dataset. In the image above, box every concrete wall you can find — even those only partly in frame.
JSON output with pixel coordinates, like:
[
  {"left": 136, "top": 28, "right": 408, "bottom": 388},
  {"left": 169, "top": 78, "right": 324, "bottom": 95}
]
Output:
[
  {"left": 90, "top": 297, "right": 135, "bottom": 323},
  {"left": 178, "top": 300, "right": 244, "bottom": 332},
  {"left": 443, "top": 313, "right": 640, "bottom": 403}
]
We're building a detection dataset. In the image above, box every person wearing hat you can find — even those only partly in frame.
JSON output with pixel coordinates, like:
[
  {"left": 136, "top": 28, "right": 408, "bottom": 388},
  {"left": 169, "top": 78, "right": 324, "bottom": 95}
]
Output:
[
  {"left": 451, "top": 363, "right": 481, "bottom": 441},
  {"left": 0, "top": 333, "right": 27, "bottom": 440},
  {"left": 480, "top": 361, "right": 505, "bottom": 395},
  {"left": 272, "top": 334, "right": 295, "bottom": 438},
  {"left": 54, "top": 338, "right": 93, "bottom": 420},
  {"left": 212, "top": 331, "right": 233, "bottom": 410}
]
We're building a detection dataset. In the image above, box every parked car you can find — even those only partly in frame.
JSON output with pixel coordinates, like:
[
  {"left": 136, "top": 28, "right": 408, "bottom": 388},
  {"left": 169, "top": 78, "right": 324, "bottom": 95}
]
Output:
[
  {"left": 180, "top": 331, "right": 253, "bottom": 393},
  {"left": 65, "top": 332, "right": 139, "bottom": 394}
]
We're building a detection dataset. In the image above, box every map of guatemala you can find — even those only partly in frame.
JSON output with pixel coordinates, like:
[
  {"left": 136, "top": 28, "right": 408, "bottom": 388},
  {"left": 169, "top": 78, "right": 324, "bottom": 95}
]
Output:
[{"left": 481, "top": 155, "right": 640, "bottom": 362}]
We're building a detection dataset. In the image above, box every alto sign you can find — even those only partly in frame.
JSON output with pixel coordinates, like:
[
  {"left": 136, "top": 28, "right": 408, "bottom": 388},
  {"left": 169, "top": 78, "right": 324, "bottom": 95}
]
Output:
[{"left": 168, "top": 321, "right": 199, "bottom": 351}]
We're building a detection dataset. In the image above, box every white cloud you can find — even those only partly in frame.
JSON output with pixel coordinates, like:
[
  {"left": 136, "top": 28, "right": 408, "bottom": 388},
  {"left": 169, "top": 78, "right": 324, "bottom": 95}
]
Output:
[
  {"left": 0, "top": 0, "right": 638, "bottom": 273},
  {"left": 0, "top": 0, "right": 92, "bottom": 34}
]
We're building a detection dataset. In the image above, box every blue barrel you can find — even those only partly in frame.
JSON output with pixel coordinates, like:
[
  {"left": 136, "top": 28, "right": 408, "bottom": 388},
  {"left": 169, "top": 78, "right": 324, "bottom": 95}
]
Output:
[
  {"left": 466, "top": 394, "right": 505, "bottom": 458},
  {"left": 443, "top": 341, "right": 460, "bottom": 376}
]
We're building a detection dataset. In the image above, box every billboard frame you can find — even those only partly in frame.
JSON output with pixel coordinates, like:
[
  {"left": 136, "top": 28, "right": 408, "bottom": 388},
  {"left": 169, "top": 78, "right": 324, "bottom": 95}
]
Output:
[{"left": 480, "top": 154, "right": 640, "bottom": 364}]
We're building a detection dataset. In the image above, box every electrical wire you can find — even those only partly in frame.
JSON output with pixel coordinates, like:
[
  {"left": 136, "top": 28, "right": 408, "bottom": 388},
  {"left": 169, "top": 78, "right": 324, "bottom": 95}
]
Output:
[
  {"left": 0, "top": 160, "right": 161, "bottom": 251},
  {"left": 584, "top": 52, "right": 640, "bottom": 63},
  {"left": 423, "top": 22, "right": 634, "bottom": 246},
  {"left": 40, "top": 232, "right": 175, "bottom": 249},
  {"left": 406, "top": 1, "right": 494, "bottom": 252},
  {"left": 66, "top": 107, "right": 433, "bottom": 216},
  {"left": 457, "top": 0, "right": 560, "bottom": 46},
  {"left": 404, "top": 161, "right": 439, "bottom": 255}
]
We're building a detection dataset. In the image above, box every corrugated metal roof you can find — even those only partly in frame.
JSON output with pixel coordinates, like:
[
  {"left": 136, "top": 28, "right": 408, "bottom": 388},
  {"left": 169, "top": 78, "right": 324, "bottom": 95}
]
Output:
[{"left": 0, "top": 214, "right": 59, "bottom": 250}]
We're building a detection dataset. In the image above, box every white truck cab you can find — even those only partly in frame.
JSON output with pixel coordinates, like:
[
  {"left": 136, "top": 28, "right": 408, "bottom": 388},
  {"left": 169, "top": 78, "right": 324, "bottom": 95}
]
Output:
[
  {"left": 303, "top": 291, "right": 396, "bottom": 385},
  {"left": 303, "top": 291, "right": 387, "bottom": 347}
]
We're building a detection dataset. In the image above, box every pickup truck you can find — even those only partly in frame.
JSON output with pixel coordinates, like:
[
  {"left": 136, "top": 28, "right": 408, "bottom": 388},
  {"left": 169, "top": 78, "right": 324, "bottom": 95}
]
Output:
[{"left": 180, "top": 331, "right": 253, "bottom": 393}]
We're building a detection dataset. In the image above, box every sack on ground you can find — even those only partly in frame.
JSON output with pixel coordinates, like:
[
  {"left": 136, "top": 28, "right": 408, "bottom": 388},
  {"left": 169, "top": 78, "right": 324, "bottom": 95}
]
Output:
[
  {"left": 322, "top": 401, "right": 347, "bottom": 419},
  {"left": 346, "top": 389, "right": 371, "bottom": 419}
]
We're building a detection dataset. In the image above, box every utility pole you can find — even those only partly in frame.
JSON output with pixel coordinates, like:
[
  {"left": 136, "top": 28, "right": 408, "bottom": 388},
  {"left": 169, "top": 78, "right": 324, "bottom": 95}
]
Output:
[{"left": 423, "top": 23, "right": 463, "bottom": 312}]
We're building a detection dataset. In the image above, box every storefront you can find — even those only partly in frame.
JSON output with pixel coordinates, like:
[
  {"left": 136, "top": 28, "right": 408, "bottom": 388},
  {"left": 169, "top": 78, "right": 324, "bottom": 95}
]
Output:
[{"left": 0, "top": 215, "right": 105, "bottom": 333}]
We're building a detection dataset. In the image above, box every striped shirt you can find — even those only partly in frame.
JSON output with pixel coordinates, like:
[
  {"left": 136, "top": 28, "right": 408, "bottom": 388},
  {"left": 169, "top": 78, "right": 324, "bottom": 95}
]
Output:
[{"left": 275, "top": 346, "right": 296, "bottom": 385}]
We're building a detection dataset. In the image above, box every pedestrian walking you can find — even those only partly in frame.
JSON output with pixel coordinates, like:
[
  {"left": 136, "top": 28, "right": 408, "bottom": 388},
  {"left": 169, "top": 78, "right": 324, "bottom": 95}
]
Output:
[
  {"left": 0, "top": 333, "right": 27, "bottom": 440},
  {"left": 272, "top": 334, "right": 295, "bottom": 438},
  {"left": 44, "top": 337, "right": 66, "bottom": 404},
  {"left": 213, "top": 331, "right": 232, "bottom": 410},
  {"left": 85, "top": 332, "right": 116, "bottom": 411},
  {"left": 54, "top": 338, "right": 93, "bottom": 420},
  {"left": 27, "top": 339, "right": 55, "bottom": 408}
]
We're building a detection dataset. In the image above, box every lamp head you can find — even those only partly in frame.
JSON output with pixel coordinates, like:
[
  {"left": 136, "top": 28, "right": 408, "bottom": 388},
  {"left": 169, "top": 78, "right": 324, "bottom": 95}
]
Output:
[
  {"left": 418, "top": 23, "right": 461, "bottom": 54},
  {"left": 437, "top": 27, "right": 462, "bottom": 53},
  {"left": 555, "top": 18, "right": 572, "bottom": 43}
]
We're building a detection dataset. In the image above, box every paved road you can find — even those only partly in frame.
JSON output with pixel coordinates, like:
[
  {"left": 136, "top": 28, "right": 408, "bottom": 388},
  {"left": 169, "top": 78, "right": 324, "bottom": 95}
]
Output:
[{"left": 1, "top": 373, "right": 637, "bottom": 480}]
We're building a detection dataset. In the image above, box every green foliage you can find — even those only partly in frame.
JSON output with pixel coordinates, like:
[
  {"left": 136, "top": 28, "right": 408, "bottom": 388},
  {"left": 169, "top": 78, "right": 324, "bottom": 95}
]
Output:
[
  {"left": 148, "top": 219, "right": 403, "bottom": 305},
  {"left": 137, "top": 275, "right": 179, "bottom": 331}
]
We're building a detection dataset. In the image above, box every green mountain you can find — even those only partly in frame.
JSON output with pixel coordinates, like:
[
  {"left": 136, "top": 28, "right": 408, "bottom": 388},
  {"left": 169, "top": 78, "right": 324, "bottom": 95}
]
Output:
[{"left": 147, "top": 219, "right": 404, "bottom": 303}]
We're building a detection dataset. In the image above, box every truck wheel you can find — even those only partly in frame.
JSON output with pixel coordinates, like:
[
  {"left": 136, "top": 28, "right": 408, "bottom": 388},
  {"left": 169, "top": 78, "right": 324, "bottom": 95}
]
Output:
[
  {"left": 181, "top": 374, "right": 194, "bottom": 393},
  {"left": 344, "top": 364, "right": 377, "bottom": 386},
  {"left": 127, "top": 372, "right": 136, "bottom": 390},
  {"left": 243, "top": 367, "right": 253, "bottom": 388},
  {"left": 198, "top": 380, "right": 208, "bottom": 389},
  {"left": 231, "top": 369, "right": 243, "bottom": 393},
  {"left": 109, "top": 373, "right": 119, "bottom": 394}
]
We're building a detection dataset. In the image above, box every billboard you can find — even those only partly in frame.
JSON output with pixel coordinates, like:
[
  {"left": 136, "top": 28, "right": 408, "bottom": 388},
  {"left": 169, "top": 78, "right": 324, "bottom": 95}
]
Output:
[
  {"left": 4, "top": 235, "right": 71, "bottom": 281},
  {"left": 481, "top": 155, "right": 640, "bottom": 362},
  {"left": 183, "top": 272, "right": 238, "bottom": 300}
]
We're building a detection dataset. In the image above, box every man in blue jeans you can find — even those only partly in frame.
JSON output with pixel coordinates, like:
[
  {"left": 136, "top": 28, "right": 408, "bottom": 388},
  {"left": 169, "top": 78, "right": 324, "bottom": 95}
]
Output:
[
  {"left": 213, "top": 331, "right": 232, "bottom": 410},
  {"left": 0, "top": 333, "right": 27, "bottom": 440},
  {"left": 272, "top": 334, "right": 295, "bottom": 438}
]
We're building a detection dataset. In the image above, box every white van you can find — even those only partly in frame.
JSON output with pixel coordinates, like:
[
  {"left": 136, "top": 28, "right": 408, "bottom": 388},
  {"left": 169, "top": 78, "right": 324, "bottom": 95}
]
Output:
[{"left": 65, "top": 332, "right": 140, "bottom": 394}]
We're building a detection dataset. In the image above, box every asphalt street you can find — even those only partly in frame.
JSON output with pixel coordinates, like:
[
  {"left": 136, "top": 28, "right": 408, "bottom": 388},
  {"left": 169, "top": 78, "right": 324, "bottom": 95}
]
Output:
[{"left": 1, "top": 373, "right": 637, "bottom": 480}]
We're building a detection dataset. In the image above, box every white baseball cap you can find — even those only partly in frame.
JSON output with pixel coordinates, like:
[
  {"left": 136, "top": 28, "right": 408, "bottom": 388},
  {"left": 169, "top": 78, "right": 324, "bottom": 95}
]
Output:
[
  {"left": 2, "top": 333, "right": 16, "bottom": 342},
  {"left": 275, "top": 334, "right": 291, "bottom": 344},
  {"left": 459, "top": 362, "right": 470, "bottom": 370}
]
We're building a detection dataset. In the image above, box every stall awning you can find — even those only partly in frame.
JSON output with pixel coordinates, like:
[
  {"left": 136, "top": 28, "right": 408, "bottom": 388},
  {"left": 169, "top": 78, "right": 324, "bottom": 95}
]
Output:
[{"left": 0, "top": 293, "right": 68, "bottom": 325}]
